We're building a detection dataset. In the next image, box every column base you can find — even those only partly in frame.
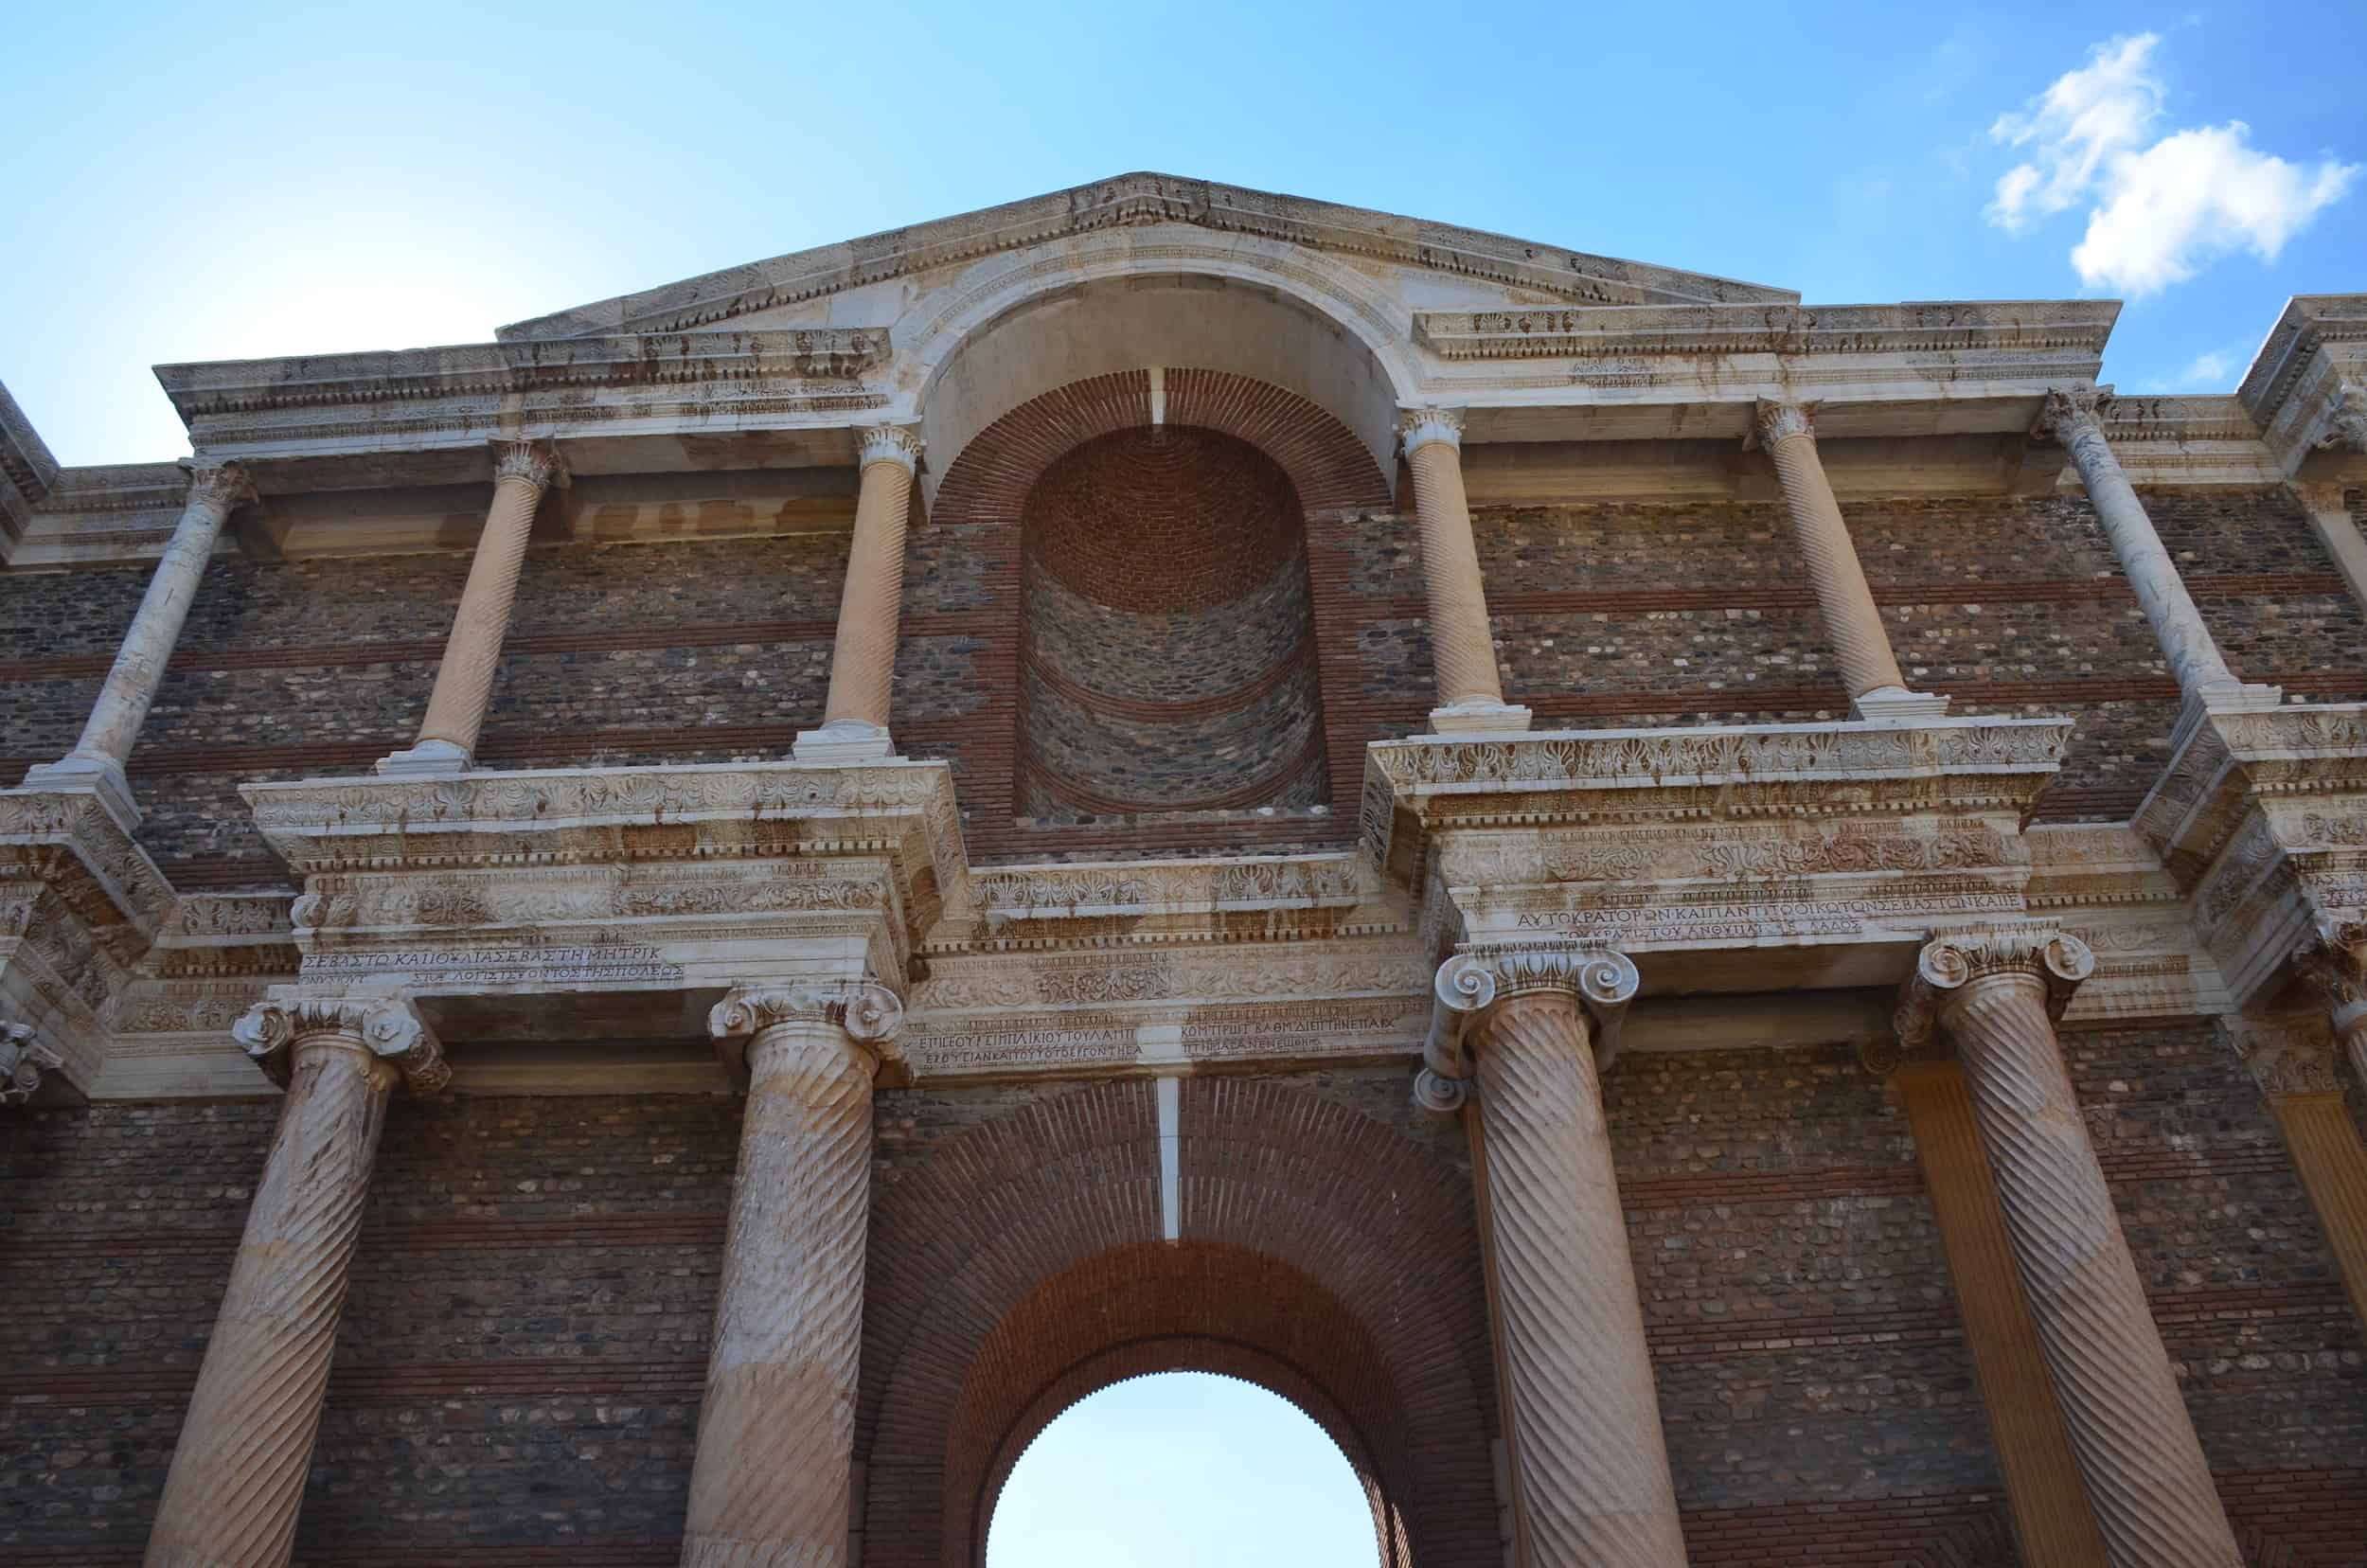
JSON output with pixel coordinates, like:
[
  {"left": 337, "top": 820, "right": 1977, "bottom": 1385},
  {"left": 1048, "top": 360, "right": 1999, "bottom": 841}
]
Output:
[
  {"left": 1428, "top": 701, "right": 1533, "bottom": 737},
  {"left": 1849, "top": 686, "right": 1952, "bottom": 722},
  {"left": 792, "top": 720, "right": 897, "bottom": 763},
  {"left": 18, "top": 754, "right": 141, "bottom": 830},
  {"left": 374, "top": 739, "right": 472, "bottom": 777}
]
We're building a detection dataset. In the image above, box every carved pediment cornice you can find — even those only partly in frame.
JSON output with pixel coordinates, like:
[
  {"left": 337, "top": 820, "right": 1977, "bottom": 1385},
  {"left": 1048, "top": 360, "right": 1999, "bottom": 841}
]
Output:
[
  {"left": 496, "top": 172, "right": 1795, "bottom": 345},
  {"left": 0, "top": 378, "right": 61, "bottom": 545},
  {"left": 2234, "top": 294, "right": 2367, "bottom": 476},
  {"left": 1415, "top": 299, "right": 2117, "bottom": 365}
]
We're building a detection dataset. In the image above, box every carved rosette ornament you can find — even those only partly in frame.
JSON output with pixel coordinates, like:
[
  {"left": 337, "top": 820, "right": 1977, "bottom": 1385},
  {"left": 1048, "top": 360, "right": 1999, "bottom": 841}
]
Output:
[
  {"left": 1894, "top": 929, "right": 2245, "bottom": 1565},
  {"left": 145, "top": 989, "right": 445, "bottom": 1567},
  {"left": 682, "top": 978, "right": 906, "bottom": 1567},
  {"left": 0, "top": 1021, "right": 62, "bottom": 1104}
]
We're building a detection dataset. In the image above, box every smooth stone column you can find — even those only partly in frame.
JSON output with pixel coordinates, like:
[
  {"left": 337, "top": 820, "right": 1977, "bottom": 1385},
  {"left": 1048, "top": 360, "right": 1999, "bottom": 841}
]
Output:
[
  {"left": 22, "top": 460, "right": 253, "bottom": 826},
  {"left": 1899, "top": 932, "right": 2241, "bottom": 1567},
  {"left": 796, "top": 426, "right": 922, "bottom": 763},
  {"left": 1886, "top": 1058, "right": 2110, "bottom": 1565},
  {"left": 378, "top": 439, "right": 563, "bottom": 775},
  {"left": 684, "top": 981, "right": 904, "bottom": 1567},
  {"left": 2042, "top": 387, "right": 2279, "bottom": 714},
  {"left": 1398, "top": 408, "right": 1531, "bottom": 736},
  {"left": 146, "top": 990, "right": 447, "bottom": 1568},
  {"left": 2227, "top": 1016, "right": 2367, "bottom": 1331},
  {"left": 1461, "top": 947, "right": 1684, "bottom": 1567},
  {"left": 1754, "top": 401, "right": 1948, "bottom": 722}
]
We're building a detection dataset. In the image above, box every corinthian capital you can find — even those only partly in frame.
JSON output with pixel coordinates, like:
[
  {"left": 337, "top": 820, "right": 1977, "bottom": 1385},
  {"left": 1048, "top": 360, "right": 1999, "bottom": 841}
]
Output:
[
  {"left": 1397, "top": 406, "right": 1466, "bottom": 455},
  {"left": 489, "top": 438, "right": 566, "bottom": 490},
  {"left": 2039, "top": 384, "right": 2111, "bottom": 441},
  {"left": 180, "top": 459, "right": 256, "bottom": 510},
  {"left": 0, "top": 1022, "right": 62, "bottom": 1104},
  {"left": 2292, "top": 922, "right": 2367, "bottom": 1028},
  {"left": 2225, "top": 1015, "right": 2345, "bottom": 1098},
  {"left": 232, "top": 988, "right": 448, "bottom": 1095},
  {"left": 857, "top": 424, "right": 924, "bottom": 473},
  {"left": 709, "top": 979, "right": 905, "bottom": 1079},
  {"left": 1753, "top": 399, "right": 1816, "bottom": 445},
  {"left": 1893, "top": 928, "right": 2094, "bottom": 1054},
  {"left": 2316, "top": 382, "right": 2367, "bottom": 455}
]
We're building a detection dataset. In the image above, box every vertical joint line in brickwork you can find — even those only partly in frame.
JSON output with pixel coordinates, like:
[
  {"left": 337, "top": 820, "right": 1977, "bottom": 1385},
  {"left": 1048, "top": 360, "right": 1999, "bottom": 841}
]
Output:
[
  {"left": 1156, "top": 1075, "right": 1182, "bottom": 1241},
  {"left": 1148, "top": 365, "right": 1166, "bottom": 428}
]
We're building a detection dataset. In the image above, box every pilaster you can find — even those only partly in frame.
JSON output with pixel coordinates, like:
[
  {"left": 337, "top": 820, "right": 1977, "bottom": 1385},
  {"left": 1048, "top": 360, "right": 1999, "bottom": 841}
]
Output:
[{"left": 2227, "top": 1014, "right": 2367, "bottom": 1331}]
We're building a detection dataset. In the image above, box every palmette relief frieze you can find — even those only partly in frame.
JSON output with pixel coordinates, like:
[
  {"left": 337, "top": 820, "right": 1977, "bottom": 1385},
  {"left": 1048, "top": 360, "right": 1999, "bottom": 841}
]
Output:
[
  {"left": 292, "top": 863, "right": 894, "bottom": 935},
  {"left": 1435, "top": 821, "right": 2023, "bottom": 890}
]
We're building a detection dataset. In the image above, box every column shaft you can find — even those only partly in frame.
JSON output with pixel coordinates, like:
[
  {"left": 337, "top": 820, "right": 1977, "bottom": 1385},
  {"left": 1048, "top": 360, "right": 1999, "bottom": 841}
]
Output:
[
  {"left": 1896, "top": 1062, "right": 2109, "bottom": 1566},
  {"left": 819, "top": 438, "right": 917, "bottom": 734},
  {"left": 145, "top": 1041, "right": 396, "bottom": 1567},
  {"left": 411, "top": 444, "right": 559, "bottom": 759},
  {"left": 1948, "top": 973, "right": 2241, "bottom": 1566},
  {"left": 681, "top": 1018, "right": 876, "bottom": 1566},
  {"left": 2046, "top": 391, "right": 2241, "bottom": 700},
  {"left": 1399, "top": 411, "right": 1522, "bottom": 731},
  {"left": 24, "top": 463, "right": 247, "bottom": 818},
  {"left": 1468, "top": 990, "right": 1685, "bottom": 1567},
  {"left": 1755, "top": 403, "right": 1910, "bottom": 702},
  {"left": 2268, "top": 1092, "right": 2367, "bottom": 1329}
]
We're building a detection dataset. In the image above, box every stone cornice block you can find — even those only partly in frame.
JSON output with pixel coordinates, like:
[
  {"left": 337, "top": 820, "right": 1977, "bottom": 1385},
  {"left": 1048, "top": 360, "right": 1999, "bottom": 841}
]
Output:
[
  {"left": 0, "top": 784, "right": 178, "bottom": 945},
  {"left": 0, "top": 378, "right": 62, "bottom": 546},
  {"left": 2238, "top": 294, "right": 2367, "bottom": 473},
  {"left": 1415, "top": 299, "right": 2118, "bottom": 365}
]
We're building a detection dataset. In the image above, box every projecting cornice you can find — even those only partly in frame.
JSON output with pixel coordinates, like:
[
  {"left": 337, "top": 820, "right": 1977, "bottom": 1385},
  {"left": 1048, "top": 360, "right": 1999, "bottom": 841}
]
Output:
[
  {"left": 0, "top": 379, "right": 62, "bottom": 547},
  {"left": 497, "top": 174, "right": 1796, "bottom": 344},
  {"left": 154, "top": 329, "right": 891, "bottom": 419},
  {"left": 1414, "top": 300, "right": 2118, "bottom": 364},
  {"left": 2236, "top": 294, "right": 2367, "bottom": 477}
]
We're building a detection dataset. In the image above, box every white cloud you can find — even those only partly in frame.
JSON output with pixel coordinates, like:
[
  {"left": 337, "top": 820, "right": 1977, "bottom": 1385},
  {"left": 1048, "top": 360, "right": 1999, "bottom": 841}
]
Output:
[
  {"left": 2140, "top": 346, "right": 2241, "bottom": 393},
  {"left": 1985, "top": 33, "right": 2358, "bottom": 294}
]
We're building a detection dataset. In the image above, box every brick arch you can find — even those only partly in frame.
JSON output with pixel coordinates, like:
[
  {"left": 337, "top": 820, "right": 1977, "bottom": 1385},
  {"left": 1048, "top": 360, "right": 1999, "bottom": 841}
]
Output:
[
  {"left": 917, "top": 370, "right": 1390, "bottom": 855},
  {"left": 962, "top": 1265, "right": 1417, "bottom": 1568},
  {"left": 932, "top": 368, "right": 1390, "bottom": 526},
  {"left": 858, "top": 1077, "right": 1500, "bottom": 1568}
]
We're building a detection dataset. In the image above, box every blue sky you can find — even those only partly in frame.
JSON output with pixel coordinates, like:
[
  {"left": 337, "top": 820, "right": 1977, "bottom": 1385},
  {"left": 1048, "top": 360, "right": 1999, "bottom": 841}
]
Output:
[
  {"left": 988, "top": 1373, "right": 1375, "bottom": 1565},
  {"left": 2, "top": 1, "right": 2361, "bottom": 467}
]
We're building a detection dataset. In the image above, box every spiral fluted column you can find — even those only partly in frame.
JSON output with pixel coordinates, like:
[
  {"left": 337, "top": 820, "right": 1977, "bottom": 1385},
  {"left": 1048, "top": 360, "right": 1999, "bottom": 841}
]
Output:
[
  {"left": 2042, "top": 389, "right": 2272, "bottom": 711},
  {"left": 379, "top": 440, "right": 562, "bottom": 775},
  {"left": 1900, "top": 932, "right": 2240, "bottom": 1567},
  {"left": 797, "top": 426, "right": 921, "bottom": 762},
  {"left": 22, "top": 460, "right": 252, "bottom": 825},
  {"left": 1462, "top": 947, "right": 1684, "bottom": 1567},
  {"left": 1754, "top": 401, "right": 1945, "bottom": 722},
  {"left": 1398, "top": 409, "right": 1529, "bottom": 736},
  {"left": 146, "top": 990, "right": 447, "bottom": 1568},
  {"left": 682, "top": 981, "right": 904, "bottom": 1568}
]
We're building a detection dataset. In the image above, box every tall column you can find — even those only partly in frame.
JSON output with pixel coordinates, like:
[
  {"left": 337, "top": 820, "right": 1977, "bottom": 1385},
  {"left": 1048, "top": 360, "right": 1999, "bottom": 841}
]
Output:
[
  {"left": 1897, "top": 932, "right": 2242, "bottom": 1567},
  {"left": 1883, "top": 1058, "right": 2110, "bottom": 1565},
  {"left": 1754, "top": 401, "right": 1947, "bottom": 722},
  {"left": 377, "top": 439, "right": 563, "bottom": 775},
  {"left": 684, "top": 981, "right": 903, "bottom": 1567},
  {"left": 22, "top": 460, "right": 253, "bottom": 826},
  {"left": 146, "top": 989, "right": 446, "bottom": 1568},
  {"left": 795, "top": 426, "right": 922, "bottom": 763},
  {"left": 2226, "top": 1016, "right": 2367, "bottom": 1331},
  {"left": 1398, "top": 408, "right": 1531, "bottom": 736},
  {"left": 1455, "top": 947, "right": 1685, "bottom": 1566},
  {"left": 2042, "top": 387, "right": 2278, "bottom": 713}
]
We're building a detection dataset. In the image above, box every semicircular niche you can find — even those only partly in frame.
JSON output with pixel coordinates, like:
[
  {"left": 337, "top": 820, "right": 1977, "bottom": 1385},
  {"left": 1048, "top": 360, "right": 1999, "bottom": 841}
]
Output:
[{"left": 1017, "top": 425, "right": 1329, "bottom": 821}]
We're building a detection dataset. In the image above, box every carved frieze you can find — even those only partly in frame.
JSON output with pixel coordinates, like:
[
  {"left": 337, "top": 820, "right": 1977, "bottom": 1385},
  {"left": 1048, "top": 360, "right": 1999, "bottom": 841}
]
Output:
[{"left": 2224, "top": 1015, "right": 2346, "bottom": 1098}]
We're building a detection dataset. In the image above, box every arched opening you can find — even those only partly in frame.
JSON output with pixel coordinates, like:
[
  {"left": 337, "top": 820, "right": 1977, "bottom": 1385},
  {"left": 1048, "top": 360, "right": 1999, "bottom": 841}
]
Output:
[
  {"left": 986, "top": 1371, "right": 1379, "bottom": 1567},
  {"left": 1017, "top": 425, "right": 1328, "bottom": 820}
]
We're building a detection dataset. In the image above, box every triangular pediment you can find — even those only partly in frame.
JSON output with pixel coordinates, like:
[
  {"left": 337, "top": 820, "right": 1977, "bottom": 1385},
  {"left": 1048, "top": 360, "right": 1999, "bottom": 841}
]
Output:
[{"left": 497, "top": 172, "right": 1796, "bottom": 342}]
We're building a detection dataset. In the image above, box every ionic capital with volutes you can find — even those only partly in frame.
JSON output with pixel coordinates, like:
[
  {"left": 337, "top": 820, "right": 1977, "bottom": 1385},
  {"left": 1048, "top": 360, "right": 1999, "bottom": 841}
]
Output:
[
  {"left": 232, "top": 988, "right": 450, "bottom": 1096},
  {"left": 1891, "top": 928, "right": 2094, "bottom": 1060},
  {"left": 708, "top": 979, "right": 906, "bottom": 1081},
  {"left": 857, "top": 423, "right": 924, "bottom": 473},
  {"left": 0, "top": 1021, "right": 62, "bottom": 1105},
  {"left": 1417, "top": 943, "right": 1639, "bottom": 1112},
  {"left": 1397, "top": 405, "right": 1466, "bottom": 455}
]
